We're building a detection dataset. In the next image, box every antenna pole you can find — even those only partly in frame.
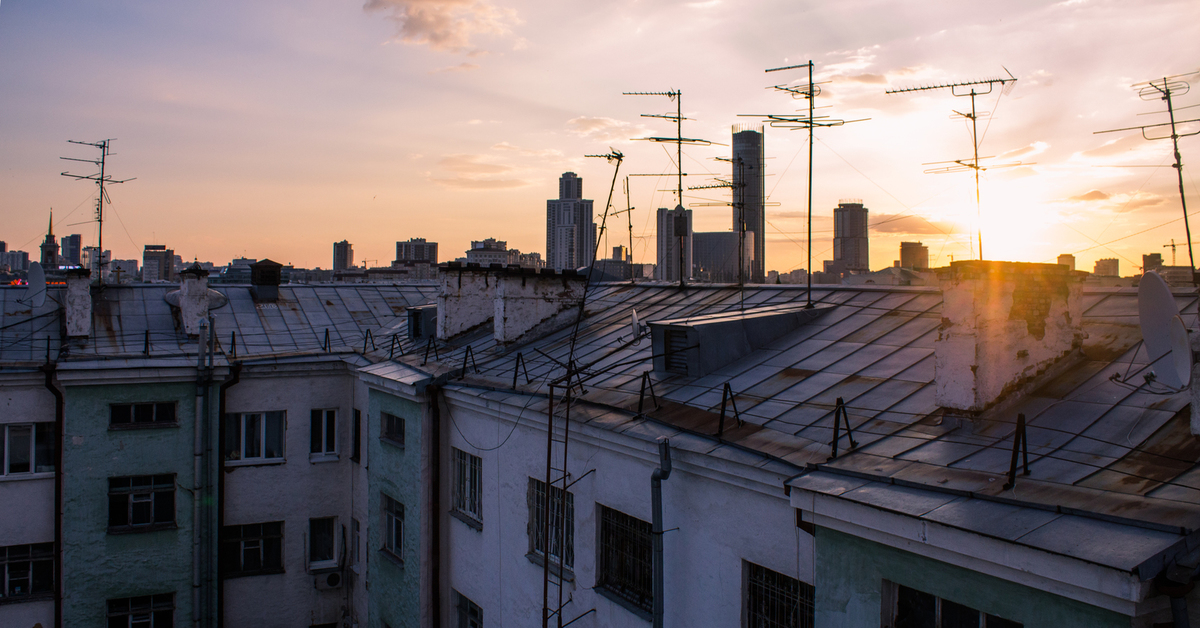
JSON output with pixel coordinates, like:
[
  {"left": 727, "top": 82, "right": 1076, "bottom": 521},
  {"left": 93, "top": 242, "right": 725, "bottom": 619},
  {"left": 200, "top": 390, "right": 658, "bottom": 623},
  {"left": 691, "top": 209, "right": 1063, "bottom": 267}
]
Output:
[
  {"left": 1163, "top": 80, "right": 1196, "bottom": 271},
  {"left": 971, "top": 89, "right": 982, "bottom": 259},
  {"left": 61, "top": 139, "right": 134, "bottom": 283},
  {"left": 807, "top": 61, "right": 815, "bottom": 307}
]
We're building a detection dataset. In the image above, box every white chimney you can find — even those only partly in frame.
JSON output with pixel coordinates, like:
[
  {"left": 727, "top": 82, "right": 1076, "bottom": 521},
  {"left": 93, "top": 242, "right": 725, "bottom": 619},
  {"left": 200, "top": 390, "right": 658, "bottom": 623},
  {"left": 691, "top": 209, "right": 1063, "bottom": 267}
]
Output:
[
  {"left": 178, "top": 265, "right": 211, "bottom": 336},
  {"left": 437, "top": 263, "right": 496, "bottom": 340},
  {"left": 495, "top": 268, "right": 585, "bottom": 345},
  {"left": 64, "top": 268, "right": 92, "bottom": 338},
  {"left": 935, "top": 261, "right": 1083, "bottom": 413}
]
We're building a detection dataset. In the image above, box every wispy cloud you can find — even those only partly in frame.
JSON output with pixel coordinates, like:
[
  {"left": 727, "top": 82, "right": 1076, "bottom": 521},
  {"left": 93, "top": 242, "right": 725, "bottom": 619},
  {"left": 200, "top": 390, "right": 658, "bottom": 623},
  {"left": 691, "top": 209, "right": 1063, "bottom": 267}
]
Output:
[
  {"left": 438, "top": 153, "right": 512, "bottom": 174},
  {"left": 365, "top": 0, "right": 520, "bottom": 53},
  {"left": 491, "top": 142, "right": 563, "bottom": 158},
  {"left": 566, "top": 116, "right": 646, "bottom": 142},
  {"left": 430, "top": 62, "right": 480, "bottom": 74},
  {"left": 431, "top": 153, "right": 529, "bottom": 189},
  {"left": 1067, "top": 189, "right": 1110, "bottom": 202},
  {"left": 870, "top": 214, "right": 954, "bottom": 235},
  {"left": 430, "top": 176, "right": 527, "bottom": 189}
]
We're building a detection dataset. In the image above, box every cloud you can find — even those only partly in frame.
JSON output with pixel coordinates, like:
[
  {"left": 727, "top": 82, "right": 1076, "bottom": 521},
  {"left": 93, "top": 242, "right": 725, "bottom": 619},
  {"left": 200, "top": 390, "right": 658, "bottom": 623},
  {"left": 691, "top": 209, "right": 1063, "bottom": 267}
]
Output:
[
  {"left": 844, "top": 73, "right": 887, "bottom": 84},
  {"left": 438, "top": 153, "right": 513, "bottom": 174},
  {"left": 430, "top": 62, "right": 480, "bottom": 74},
  {"left": 431, "top": 153, "right": 532, "bottom": 189},
  {"left": 997, "top": 141, "right": 1049, "bottom": 160},
  {"left": 1068, "top": 190, "right": 1110, "bottom": 202},
  {"left": 430, "top": 177, "right": 528, "bottom": 189},
  {"left": 870, "top": 214, "right": 954, "bottom": 235},
  {"left": 491, "top": 142, "right": 563, "bottom": 158},
  {"left": 565, "top": 116, "right": 646, "bottom": 142},
  {"left": 365, "top": 0, "right": 520, "bottom": 53}
]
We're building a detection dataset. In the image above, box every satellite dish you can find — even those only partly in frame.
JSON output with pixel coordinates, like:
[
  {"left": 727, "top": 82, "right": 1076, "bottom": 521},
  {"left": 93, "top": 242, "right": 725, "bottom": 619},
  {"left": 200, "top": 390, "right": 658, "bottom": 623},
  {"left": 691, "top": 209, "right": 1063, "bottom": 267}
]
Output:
[
  {"left": 1138, "top": 271, "right": 1192, "bottom": 388},
  {"left": 631, "top": 308, "right": 640, "bottom": 339},
  {"left": 24, "top": 262, "right": 46, "bottom": 308}
]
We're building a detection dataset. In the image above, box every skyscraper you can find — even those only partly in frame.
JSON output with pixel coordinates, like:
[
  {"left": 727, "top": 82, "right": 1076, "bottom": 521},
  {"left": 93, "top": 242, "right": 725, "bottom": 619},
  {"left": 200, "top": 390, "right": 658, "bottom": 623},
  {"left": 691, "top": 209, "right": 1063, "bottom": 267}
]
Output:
[
  {"left": 832, "top": 200, "right": 870, "bottom": 274},
  {"left": 694, "top": 231, "right": 753, "bottom": 283},
  {"left": 546, "top": 172, "right": 595, "bottom": 270},
  {"left": 900, "top": 241, "right": 929, "bottom": 270},
  {"left": 333, "top": 240, "right": 353, "bottom": 272},
  {"left": 143, "top": 245, "right": 175, "bottom": 282},
  {"left": 656, "top": 205, "right": 693, "bottom": 283},
  {"left": 732, "top": 125, "right": 765, "bottom": 283},
  {"left": 395, "top": 238, "right": 438, "bottom": 265},
  {"left": 61, "top": 234, "right": 82, "bottom": 266}
]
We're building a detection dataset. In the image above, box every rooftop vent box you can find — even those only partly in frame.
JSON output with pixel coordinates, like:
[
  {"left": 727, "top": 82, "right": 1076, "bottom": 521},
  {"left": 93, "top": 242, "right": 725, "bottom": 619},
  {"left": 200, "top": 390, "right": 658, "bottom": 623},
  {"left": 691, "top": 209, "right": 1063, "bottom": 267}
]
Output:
[
  {"left": 649, "top": 304, "right": 829, "bottom": 378},
  {"left": 407, "top": 304, "right": 437, "bottom": 341},
  {"left": 250, "top": 259, "right": 283, "bottom": 301}
]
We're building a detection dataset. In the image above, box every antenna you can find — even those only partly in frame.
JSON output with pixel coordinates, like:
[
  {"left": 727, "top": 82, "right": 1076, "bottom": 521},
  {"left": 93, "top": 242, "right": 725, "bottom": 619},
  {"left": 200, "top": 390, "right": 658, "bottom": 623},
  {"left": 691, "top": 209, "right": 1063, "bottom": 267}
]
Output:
[
  {"left": 740, "top": 61, "right": 867, "bottom": 306},
  {"left": 1137, "top": 270, "right": 1192, "bottom": 389},
  {"left": 886, "top": 69, "right": 1018, "bottom": 260},
  {"left": 1096, "top": 73, "right": 1200, "bottom": 279},
  {"left": 60, "top": 139, "right": 135, "bottom": 283}
]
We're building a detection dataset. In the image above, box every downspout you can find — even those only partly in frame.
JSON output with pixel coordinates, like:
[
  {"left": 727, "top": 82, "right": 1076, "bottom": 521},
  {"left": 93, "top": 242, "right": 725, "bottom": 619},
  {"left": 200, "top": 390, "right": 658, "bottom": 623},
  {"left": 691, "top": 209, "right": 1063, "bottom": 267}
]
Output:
[
  {"left": 651, "top": 439, "right": 672, "bottom": 628},
  {"left": 429, "top": 385, "right": 443, "bottom": 628},
  {"left": 1156, "top": 566, "right": 1196, "bottom": 628},
  {"left": 194, "top": 321, "right": 209, "bottom": 628},
  {"left": 41, "top": 363, "right": 64, "bottom": 628},
  {"left": 215, "top": 363, "right": 241, "bottom": 628}
]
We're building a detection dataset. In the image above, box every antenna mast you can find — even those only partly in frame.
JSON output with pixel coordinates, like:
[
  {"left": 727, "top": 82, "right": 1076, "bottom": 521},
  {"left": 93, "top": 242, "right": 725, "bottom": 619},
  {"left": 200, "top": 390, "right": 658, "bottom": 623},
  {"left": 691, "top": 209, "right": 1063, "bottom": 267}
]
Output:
[
  {"left": 886, "top": 70, "right": 1018, "bottom": 260},
  {"left": 60, "top": 139, "right": 135, "bottom": 281},
  {"left": 1096, "top": 73, "right": 1200, "bottom": 277}
]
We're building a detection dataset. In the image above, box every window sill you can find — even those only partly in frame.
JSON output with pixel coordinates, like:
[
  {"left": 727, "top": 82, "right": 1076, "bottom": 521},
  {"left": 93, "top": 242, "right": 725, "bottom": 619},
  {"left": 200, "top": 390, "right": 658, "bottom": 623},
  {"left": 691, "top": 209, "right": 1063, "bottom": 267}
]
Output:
[
  {"left": 309, "top": 453, "right": 340, "bottom": 464},
  {"left": 379, "top": 548, "right": 404, "bottom": 567},
  {"left": 595, "top": 586, "right": 652, "bottom": 622},
  {"left": 450, "top": 509, "right": 483, "bottom": 531},
  {"left": 380, "top": 436, "right": 405, "bottom": 450},
  {"left": 108, "top": 523, "right": 178, "bottom": 535},
  {"left": 0, "top": 592, "right": 54, "bottom": 606},
  {"left": 310, "top": 562, "right": 340, "bottom": 574},
  {"left": 525, "top": 552, "right": 574, "bottom": 582},
  {"left": 223, "top": 458, "right": 285, "bottom": 468},
  {"left": 221, "top": 567, "right": 285, "bottom": 580},
  {"left": 0, "top": 472, "right": 55, "bottom": 483},
  {"left": 109, "top": 422, "right": 179, "bottom": 431}
]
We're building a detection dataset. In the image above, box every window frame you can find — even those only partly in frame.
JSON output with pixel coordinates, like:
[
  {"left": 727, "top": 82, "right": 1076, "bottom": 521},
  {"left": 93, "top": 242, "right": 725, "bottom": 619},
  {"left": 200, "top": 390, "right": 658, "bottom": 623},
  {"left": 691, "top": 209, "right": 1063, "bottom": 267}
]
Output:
[
  {"left": 454, "top": 589, "right": 483, "bottom": 628},
  {"left": 451, "top": 448, "right": 483, "bottom": 528},
  {"left": 350, "top": 409, "right": 362, "bottom": 463},
  {"left": 308, "top": 517, "right": 338, "bottom": 572},
  {"left": 224, "top": 411, "right": 285, "bottom": 466},
  {"left": 310, "top": 409, "right": 338, "bottom": 461},
  {"left": 0, "top": 542, "right": 54, "bottom": 602},
  {"left": 882, "top": 580, "right": 1023, "bottom": 628},
  {"left": 381, "top": 494, "right": 404, "bottom": 563},
  {"left": 595, "top": 504, "right": 653, "bottom": 616},
  {"left": 743, "top": 560, "right": 814, "bottom": 628},
  {"left": 527, "top": 477, "right": 574, "bottom": 570},
  {"left": 106, "top": 592, "right": 175, "bottom": 628},
  {"left": 1, "top": 423, "right": 56, "bottom": 478},
  {"left": 109, "top": 402, "right": 178, "bottom": 430},
  {"left": 221, "top": 522, "right": 284, "bottom": 579},
  {"left": 108, "top": 474, "right": 176, "bottom": 534},
  {"left": 380, "top": 411, "right": 405, "bottom": 448}
]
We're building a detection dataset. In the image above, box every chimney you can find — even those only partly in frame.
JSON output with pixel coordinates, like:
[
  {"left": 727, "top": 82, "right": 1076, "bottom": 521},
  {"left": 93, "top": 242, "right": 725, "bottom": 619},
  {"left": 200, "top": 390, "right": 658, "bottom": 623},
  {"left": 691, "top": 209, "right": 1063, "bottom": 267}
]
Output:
[
  {"left": 935, "top": 261, "right": 1083, "bottom": 413},
  {"left": 64, "top": 268, "right": 92, "bottom": 338},
  {"left": 437, "top": 263, "right": 496, "bottom": 339},
  {"left": 494, "top": 267, "right": 586, "bottom": 345},
  {"left": 250, "top": 259, "right": 282, "bottom": 301},
  {"left": 178, "top": 264, "right": 211, "bottom": 336}
]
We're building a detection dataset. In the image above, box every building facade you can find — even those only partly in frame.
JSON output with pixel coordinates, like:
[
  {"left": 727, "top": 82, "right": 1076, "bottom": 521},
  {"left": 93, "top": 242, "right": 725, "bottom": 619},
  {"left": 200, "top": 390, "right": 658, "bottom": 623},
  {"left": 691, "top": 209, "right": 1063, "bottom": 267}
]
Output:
[
  {"left": 60, "top": 234, "right": 82, "bottom": 267},
  {"left": 395, "top": 238, "right": 438, "bottom": 265},
  {"left": 899, "top": 241, "right": 929, "bottom": 270},
  {"left": 693, "top": 231, "right": 753, "bottom": 283},
  {"left": 830, "top": 200, "right": 870, "bottom": 275},
  {"left": 1094, "top": 257, "right": 1119, "bottom": 276},
  {"left": 546, "top": 172, "right": 595, "bottom": 271},
  {"left": 143, "top": 245, "right": 175, "bottom": 282},
  {"left": 333, "top": 240, "right": 354, "bottom": 273}
]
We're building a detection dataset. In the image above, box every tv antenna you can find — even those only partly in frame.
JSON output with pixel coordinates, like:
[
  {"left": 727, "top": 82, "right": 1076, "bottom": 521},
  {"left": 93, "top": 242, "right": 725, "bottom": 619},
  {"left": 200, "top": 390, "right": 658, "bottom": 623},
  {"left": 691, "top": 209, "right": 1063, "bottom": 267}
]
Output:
[
  {"left": 887, "top": 69, "right": 1019, "bottom": 261},
  {"left": 740, "top": 61, "right": 867, "bottom": 307},
  {"left": 607, "top": 176, "right": 636, "bottom": 278},
  {"left": 1096, "top": 73, "right": 1200, "bottom": 277},
  {"left": 60, "top": 139, "right": 135, "bottom": 282}
]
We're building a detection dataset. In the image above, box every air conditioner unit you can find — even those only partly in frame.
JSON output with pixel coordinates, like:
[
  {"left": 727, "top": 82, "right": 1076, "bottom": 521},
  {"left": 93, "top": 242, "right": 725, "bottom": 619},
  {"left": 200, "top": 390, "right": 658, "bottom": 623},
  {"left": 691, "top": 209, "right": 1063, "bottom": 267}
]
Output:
[{"left": 314, "top": 571, "right": 343, "bottom": 591}]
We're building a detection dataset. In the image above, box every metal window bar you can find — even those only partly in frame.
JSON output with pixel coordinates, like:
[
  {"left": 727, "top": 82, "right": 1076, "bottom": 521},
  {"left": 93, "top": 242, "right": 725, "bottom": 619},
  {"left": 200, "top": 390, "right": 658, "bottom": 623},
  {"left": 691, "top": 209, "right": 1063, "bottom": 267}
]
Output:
[
  {"left": 597, "top": 505, "right": 653, "bottom": 613},
  {"left": 746, "top": 562, "right": 814, "bottom": 628},
  {"left": 453, "top": 449, "right": 483, "bottom": 520}
]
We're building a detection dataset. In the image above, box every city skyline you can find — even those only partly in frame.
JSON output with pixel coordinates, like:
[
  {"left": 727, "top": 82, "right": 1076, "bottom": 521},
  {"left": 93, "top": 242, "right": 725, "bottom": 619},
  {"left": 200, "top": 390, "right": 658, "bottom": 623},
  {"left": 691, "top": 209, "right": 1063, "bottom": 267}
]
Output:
[{"left": 1, "top": 1, "right": 1198, "bottom": 275}]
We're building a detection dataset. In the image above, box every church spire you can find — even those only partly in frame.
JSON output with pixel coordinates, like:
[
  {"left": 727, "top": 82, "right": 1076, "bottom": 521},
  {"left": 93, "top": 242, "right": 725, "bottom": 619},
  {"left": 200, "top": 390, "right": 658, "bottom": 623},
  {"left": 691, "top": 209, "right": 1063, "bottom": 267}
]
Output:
[{"left": 47, "top": 209, "right": 53, "bottom": 237}]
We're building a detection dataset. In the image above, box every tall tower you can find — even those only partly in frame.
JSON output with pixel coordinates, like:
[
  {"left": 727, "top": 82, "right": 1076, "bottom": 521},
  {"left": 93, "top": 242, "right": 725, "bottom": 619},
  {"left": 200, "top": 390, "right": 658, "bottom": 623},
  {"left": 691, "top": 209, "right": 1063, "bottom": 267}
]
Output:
[
  {"left": 40, "top": 211, "right": 59, "bottom": 267},
  {"left": 333, "top": 240, "right": 353, "bottom": 272},
  {"left": 732, "top": 126, "right": 765, "bottom": 282},
  {"left": 656, "top": 205, "right": 693, "bottom": 282},
  {"left": 833, "top": 200, "right": 870, "bottom": 274},
  {"left": 546, "top": 172, "right": 595, "bottom": 270}
]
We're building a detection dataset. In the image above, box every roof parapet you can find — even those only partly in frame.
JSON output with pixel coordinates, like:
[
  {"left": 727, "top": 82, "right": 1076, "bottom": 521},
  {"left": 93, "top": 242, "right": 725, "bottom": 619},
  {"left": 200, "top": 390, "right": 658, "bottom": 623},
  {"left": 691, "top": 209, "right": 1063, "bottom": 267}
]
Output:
[{"left": 649, "top": 305, "right": 829, "bottom": 377}]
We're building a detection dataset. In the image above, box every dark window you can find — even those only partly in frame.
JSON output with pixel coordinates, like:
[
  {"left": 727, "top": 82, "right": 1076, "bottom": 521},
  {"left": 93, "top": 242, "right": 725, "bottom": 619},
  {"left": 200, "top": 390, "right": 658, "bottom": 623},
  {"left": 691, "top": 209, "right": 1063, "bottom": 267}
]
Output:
[
  {"left": 309, "top": 517, "right": 336, "bottom": 568},
  {"left": 2, "top": 423, "right": 55, "bottom": 475},
  {"left": 221, "top": 522, "right": 283, "bottom": 578},
  {"left": 381, "top": 412, "right": 404, "bottom": 446},
  {"left": 888, "top": 583, "right": 1022, "bottom": 628},
  {"left": 107, "top": 592, "right": 174, "bottom": 628},
  {"left": 110, "top": 403, "right": 177, "bottom": 428},
  {"left": 596, "top": 504, "right": 652, "bottom": 613},
  {"left": 224, "top": 412, "right": 285, "bottom": 462},
  {"left": 351, "top": 518, "right": 361, "bottom": 567},
  {"left": 351, "top": 409, "right": 362, "bottom": 462},
  {"left": 454, "top": 590, "right": 483, "bottom": 628},
  {"left": 745, "top": 561, "right": 813, "bottom": 628},
  {"left": 528, "top": 478, "right": 573, "bottom": 568},
  {"left": 310, "top": 409, "right": 336, "bottom": 455},
  {"left": 0, "top": 542, "right": 54, "bottom": 600},
  {"left": 452, "top": 448, "right": 482, "bottom": 524},
  {"left": 382, "top": 495, "right": 404, "bottom": 560},
  {"left": 108, "top": 475, "right": 175, "bottom": 533}
]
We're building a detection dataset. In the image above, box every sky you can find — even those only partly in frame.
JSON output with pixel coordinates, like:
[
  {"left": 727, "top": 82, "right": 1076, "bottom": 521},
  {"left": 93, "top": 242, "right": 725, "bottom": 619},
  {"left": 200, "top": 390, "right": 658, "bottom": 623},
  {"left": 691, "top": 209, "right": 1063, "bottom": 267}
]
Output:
[{"left": 1, "top": 0, "right": 1199, "bottom": 276}]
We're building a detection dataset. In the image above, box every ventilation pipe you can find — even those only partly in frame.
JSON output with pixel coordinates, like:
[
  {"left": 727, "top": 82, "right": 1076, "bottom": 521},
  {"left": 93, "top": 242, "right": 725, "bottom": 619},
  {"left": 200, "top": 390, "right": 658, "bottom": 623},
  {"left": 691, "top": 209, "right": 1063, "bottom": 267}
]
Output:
[{"left": 651, "top": 439, "right": 672, "bottom": 628}]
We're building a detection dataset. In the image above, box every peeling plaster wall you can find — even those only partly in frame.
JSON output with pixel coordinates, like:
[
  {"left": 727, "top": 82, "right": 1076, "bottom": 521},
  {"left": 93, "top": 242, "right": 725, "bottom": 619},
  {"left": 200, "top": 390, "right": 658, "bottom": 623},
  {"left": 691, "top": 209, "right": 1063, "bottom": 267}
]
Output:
[
  {"left": 437, "top": 269, "right": 495, "bottom": 340},
  {"left": 494, "top": 273, "right": 585, "bottom": 345}
]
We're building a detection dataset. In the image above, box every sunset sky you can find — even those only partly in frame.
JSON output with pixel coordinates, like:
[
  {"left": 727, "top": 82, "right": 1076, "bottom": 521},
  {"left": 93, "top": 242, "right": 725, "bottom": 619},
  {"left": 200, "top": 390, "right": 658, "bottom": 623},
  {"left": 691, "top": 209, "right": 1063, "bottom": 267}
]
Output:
[{"left": 2, "top": 0, "right": 1198, "bottom": 276}]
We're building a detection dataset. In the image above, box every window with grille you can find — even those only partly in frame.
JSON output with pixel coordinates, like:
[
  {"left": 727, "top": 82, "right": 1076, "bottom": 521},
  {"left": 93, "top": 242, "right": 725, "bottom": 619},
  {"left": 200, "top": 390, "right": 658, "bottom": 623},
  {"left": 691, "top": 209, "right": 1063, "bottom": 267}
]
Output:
[
  {"left": 664, "top": 329, "right": 689, "bottom": 375},
  {"left": 107, "top": 592, "right": 174, "bottom": 628},
  {"left": 884, "top": 581, "right": 1022, "bottom": 628},
  {"left": 110, "top": 402, "right": 177, "bottom": 428},
  {"left": 454, "top": 590, "right": 483, "bottom": 628},
  {"left": 744, "top": 561, "right": 813, "bottom": 628},
  {"left": 0, "top": 542, "right": 53, "bottom": 600},
  {"left": 452, "top": 448, "right": 483, "bottom": 525},
  {"left": 224, "top": 412, "right": 285, "bottom": 463},
  {"left": 382, "top": 412, "right": 405, "bottom": 447},
  {"left": 596, "top": 504, "right": 652, "bottom": 614},
  {"left": 382, "top": 495, "right": 404, "bottom": 561},
  {"left": 221, "top": 522, "right": 283, "bottom": 578},
  {"left": 108, "top": 475, "right": 175, "bottom": 533},
  {"left": 527, "top": 477, "right": 573, "bottom": 569},
  {"left": 310, "top": 409, "right": 337, "bottom": 458},
  {"left": 2, "top": 423, "right": 55, "bottom": 476}
]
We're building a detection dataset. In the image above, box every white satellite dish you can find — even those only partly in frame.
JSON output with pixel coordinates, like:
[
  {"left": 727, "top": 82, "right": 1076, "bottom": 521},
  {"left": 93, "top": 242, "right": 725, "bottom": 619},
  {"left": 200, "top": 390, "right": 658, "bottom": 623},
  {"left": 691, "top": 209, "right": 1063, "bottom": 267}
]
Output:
[
  {"left": 24, "top": 262, "right": 46, "bottom": 308},
  {"left": 631, "top": 308, "right": 640, "bottom": 339},
  {"left": 1138, "top": 271, "right": 1192, "bottom": 388}
]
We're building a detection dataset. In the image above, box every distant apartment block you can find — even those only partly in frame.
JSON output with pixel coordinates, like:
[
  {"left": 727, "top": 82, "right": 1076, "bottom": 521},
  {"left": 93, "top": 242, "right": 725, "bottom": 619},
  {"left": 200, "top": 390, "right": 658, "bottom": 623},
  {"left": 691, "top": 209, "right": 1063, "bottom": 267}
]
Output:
[
  {"left": 334, "top": 240, "right": 354, "bottom": 272},
  {"left": 395, "top": 238, "right": 438, "bottom": 265},
  {"left": 900, "top": 241, "right": 930, "bottom": 270},
  {"left": 143, "top": 245, "right": 175, "bottom": 282},
  {"left": 1057, "top": 253, "right": 1076, "bottom": 271},
  {"left": 656, "top": 205, "right": 693, "bottom": 282},
  {"left": 1143, "top": 253, "right": 1163, "bottom": 273},
  {"left": 61, "top": 234, "right": 82, "bottom": 266},
  {"left": 0, "top": 250, "right": 29, "bottom": 271},
  {"left": 546, "top": 172, "right": 595, "bottom": 270},
  {"left": 1094, "top": 258, "right": 1119, "bottom": 277},
  {"left": 466, "top": 239, "right": 511, "bottom": 266}
]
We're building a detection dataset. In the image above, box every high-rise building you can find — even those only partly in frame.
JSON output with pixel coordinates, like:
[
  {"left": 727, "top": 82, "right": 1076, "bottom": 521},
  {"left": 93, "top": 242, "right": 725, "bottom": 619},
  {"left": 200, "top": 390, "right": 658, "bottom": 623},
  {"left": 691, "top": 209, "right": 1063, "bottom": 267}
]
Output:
[
  {"left": 1057, "top": 254, "right": 1076, "bottom": 271},
  {"left": 395, "top": 238, "right": 438, "bottom": 265},
  {"left": 900, "top": 241, "right": 930, "bottom": 270},
  {"left": 831, "top": 200, "right": 870, "bottom": 275},
  {"left": 466, "top": 239, "right": 512, "bottom": 266},
  {"left": 0, "top": 241, "right": 6, "bottom": 253},
  {"left": 612, "top": 246, "right": 630, "bottom": 263},
  {"left": 1094, "top": 258, "right": 1119, "bottom": 277},
  {"left": 1142, "top": 253, "right": 1163, "bottom": 273},
  {"left": 546, "top": 172, "right": 595, "bottom": 270},
  {"left": 143, "top": 245, "right": 175, "bottom": 282},
  {"left": 656, "top": 205, "right": 693, "bottom": 282},
  {"left": 81, "top": 247, "right": 111, "bottom": 279},
  {"left": 61, "top": 234, "right": 82, "bottom": 266},
  {"left": 694, "top": 231, "right": 754, "bottom": 283},
  {"left": 333, "top": 240, "right": 353, "bottom": 272},
  {"left": 40, "top": 212, "right": 59, "bottom": 267},
  {"left": 732, "top": 125, "right": 766, "bottom": 283}
]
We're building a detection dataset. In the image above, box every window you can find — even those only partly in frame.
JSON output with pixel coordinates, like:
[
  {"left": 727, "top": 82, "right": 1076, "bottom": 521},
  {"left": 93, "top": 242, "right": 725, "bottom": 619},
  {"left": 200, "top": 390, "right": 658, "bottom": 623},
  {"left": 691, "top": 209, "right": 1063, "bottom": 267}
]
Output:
[
  {"left": 527, "top": 478, "right": 573, "bottom": 568},
  {"left": 2, "top": 423, "right": 55, "bottom": 476},
  {"left": 351, "top": 409, "right": 362, "bottom": 463},
  {"left": 224, "top": 412, "right": 285, "bottom": 463},
  {"left": 309, "top": 517, "right": 337, "bottom": 570},
  {"left": 1, "top": 542, "right": 53, "bottom": 600},
  {"left": 884, "top": 582, "right": 1022, "bottom": 628},
  {"left": 596, "top": 504, "right": 652, "bottom": 614},
  {"left": 454, "top": 590, "right": 483, "bottom": 628},
  {"left": 745, "top": 561, "right": 813, "bottom": 628},
  {"left": 452, "top": 448, "right": 482, "bottom": 525},
  {"left": 107, "top": 593, "right": 174, "bottom": 628},
  {"left": 381, "top": 412, "right": 404, "bottom": 446},
  {"left": 310, "top": 409, "right": 336, "bottom": 458},
  {"left": 110, "top": 402, "right": 176, "bottom": 428},
  {"left": 108, "top": 475, "right": 175, "bottom": 533},
  {"left": 221, "top": 522, "right": 283, "bottom": 578},
  {"left": 382, "top": 495, "right": 404, "bottom": 561}
]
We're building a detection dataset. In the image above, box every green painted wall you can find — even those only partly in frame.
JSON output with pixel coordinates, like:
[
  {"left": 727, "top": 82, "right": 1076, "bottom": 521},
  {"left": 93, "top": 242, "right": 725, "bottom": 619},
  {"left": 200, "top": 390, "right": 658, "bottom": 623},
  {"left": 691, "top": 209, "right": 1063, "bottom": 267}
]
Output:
[
  {"left": 815, "top": 527, "right": 1129, "bottom": 628},
  {"left": 367, "top": 388, "right": 424, "bottom": 628},
  {"left": 61, "top": 381, "right": 208, "bottom": 625}
]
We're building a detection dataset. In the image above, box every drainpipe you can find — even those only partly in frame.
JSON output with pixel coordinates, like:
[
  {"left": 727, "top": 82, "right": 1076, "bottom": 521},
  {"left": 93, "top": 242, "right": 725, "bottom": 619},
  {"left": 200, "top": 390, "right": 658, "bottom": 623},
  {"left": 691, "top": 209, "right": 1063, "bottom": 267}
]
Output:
[
  {"left": 194, "top": 321, "right": 209, "bottom": 628},
  {"left": 651, "top": 439, "right": 672, "bottom": 628},
  {"left": 1156, "top": 565, "right": 1196, "bottom": 628},
  {"left": 215, "top": 363, "right": 241, "bottom": 628},
  {"left": 428, "top": 386, "right": 443, "bottom": 628},
  {"left": 41, "top": 363, "right": 64, "bottom": 628}
]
